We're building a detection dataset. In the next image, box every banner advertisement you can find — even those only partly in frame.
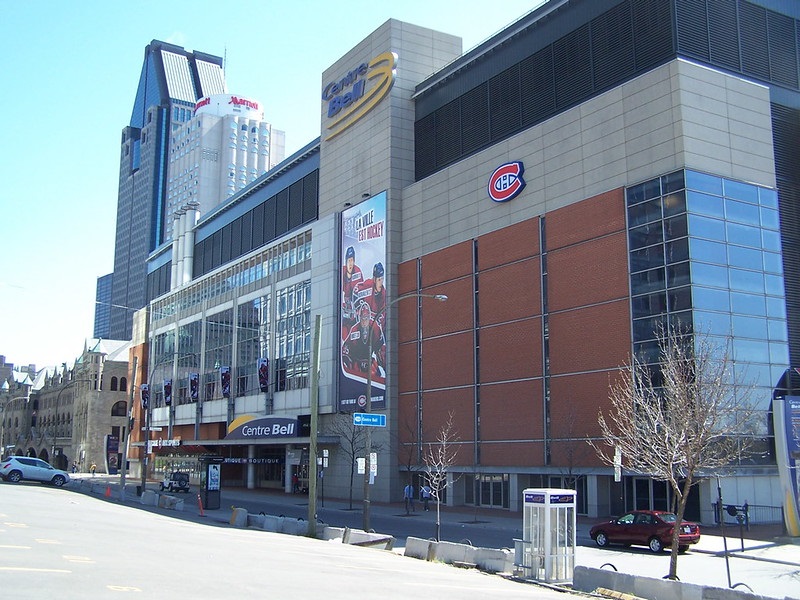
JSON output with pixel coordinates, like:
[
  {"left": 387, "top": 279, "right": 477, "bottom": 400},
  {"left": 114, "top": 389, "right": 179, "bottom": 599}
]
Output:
[
  {"left": 258, "top": 358, "right": 270, "bottom": 392},
  {"left": 163, "top": 379, "right": 172, "bottom": 406},
  {"left": 221, "top": 366, "right": 231, "bottom": 398},
  {"left": 338, "top": 191, "right": 387, "bottom": 411},
  {"left": 140, "top": 384, "right": 150, "bottom": 409},
  {"left": 774, "top": 396, "right": 800, "bottom": 536},
  {"left": 190, "top": 372, "right": 199, "bottom": 401}
]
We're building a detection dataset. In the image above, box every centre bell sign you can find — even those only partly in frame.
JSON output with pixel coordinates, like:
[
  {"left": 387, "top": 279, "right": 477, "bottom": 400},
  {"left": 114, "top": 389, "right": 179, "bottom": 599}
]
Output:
[{"left": 322, "top": 51, "right": 397, "bottom": 140}]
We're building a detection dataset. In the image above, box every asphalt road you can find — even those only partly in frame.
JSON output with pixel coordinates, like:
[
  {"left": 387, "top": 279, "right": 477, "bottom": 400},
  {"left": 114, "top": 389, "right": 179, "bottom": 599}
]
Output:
[{"left": 0, "top": 482, "right": 582, "bottom": 600}]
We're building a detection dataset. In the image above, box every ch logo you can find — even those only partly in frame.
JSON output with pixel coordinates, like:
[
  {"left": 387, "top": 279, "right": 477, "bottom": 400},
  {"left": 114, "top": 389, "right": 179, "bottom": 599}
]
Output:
[{"left": 488, "top": 161, "right": 526, "bottom": 202}]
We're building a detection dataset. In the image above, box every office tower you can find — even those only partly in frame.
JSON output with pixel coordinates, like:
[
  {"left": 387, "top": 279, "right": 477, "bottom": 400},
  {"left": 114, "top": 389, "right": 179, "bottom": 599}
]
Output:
[
  {"left": 93, "top": 273, "right": 112, "bottom": 339},
  {"left": 165, "top": 94, "right": 285, "bottom": 255},
  {"left": 108, "top": 40, "right": 225, "bottom": 340}
]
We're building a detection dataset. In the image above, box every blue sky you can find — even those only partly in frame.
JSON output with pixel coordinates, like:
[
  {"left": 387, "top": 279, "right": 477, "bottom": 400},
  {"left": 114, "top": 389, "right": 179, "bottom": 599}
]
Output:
[{"left": 0, "top": 0, "right": 543, "bottom": 369}]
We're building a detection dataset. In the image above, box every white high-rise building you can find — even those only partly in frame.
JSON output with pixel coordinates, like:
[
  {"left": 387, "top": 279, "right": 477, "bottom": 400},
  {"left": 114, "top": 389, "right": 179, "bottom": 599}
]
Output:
[{"left": 165, "top": 93, "right": 285, "bottom": 244}]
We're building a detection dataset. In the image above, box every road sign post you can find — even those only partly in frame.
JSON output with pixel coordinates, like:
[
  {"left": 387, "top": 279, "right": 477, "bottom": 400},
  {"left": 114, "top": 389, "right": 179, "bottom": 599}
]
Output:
[{"left": 353, "top": 413, "right": 386, "bottom": 427}]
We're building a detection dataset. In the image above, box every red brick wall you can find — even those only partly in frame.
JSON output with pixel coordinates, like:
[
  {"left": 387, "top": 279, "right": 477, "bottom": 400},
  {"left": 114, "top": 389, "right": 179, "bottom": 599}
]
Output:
[
  {"left": 419, "top": 387, "right": 476, "bottom": 445},
  {"left": 478, "top": 259, "right": 541, "bottom": 326},
  {"left": 420, "top": 240, "right": 473, "bottom": 287},
  {"left": 479, "top": 319, "right": 542, "bottom": 383},
  {"left": 421, "top": 332, "right": 475, "bottom": 389},
  {"left": 548, "top": 301, "right": 631, "bottom": 374},
  {"left": 398, "top": 187, "right": 630, "bottom": 474},
  {"left": 479, "top": 380, "right": 544, "bottom": 441},
  {"left": 478, "top": 218, "right": 540, "bottom": 271},
  {"left": 481, "top": 441, "right": 544, "bottom": 467}
]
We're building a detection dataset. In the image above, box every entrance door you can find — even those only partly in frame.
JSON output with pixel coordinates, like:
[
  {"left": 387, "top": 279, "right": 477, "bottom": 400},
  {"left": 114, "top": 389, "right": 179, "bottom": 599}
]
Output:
[
  {"left": 633, "top": 477, "right": 651, "bottom": 510},
  {"left": 631, "top": 477, "right": 671, "bottom": 511},
  {"left": 478, "top": 474, "right": 508, "bottom": 508}
]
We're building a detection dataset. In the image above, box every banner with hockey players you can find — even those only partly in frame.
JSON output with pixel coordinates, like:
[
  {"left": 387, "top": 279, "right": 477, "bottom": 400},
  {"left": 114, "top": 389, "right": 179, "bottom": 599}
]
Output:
[{"left": 338, "top": 191, "right": 387, "bottom": 411}]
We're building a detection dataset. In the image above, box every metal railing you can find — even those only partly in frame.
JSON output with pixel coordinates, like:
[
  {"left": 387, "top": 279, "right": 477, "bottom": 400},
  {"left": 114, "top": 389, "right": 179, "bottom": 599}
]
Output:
[{"left": 712, "top": 502, "right": 784, "bottom": 528}]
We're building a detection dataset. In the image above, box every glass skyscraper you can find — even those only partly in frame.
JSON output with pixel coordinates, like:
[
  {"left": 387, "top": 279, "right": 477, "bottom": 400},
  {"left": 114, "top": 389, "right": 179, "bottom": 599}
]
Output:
[{"left": 108, "top": 40, "right": 225, "bottom": 340}]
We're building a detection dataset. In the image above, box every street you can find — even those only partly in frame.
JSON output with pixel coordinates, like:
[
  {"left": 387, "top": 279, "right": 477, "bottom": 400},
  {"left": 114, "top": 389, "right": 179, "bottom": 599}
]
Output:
[
  {"left": 3, "top": 477, "right": 799, "bottom": 600},
  {"left": 0, "top": 482, "right": 579, "bottom": 600}
]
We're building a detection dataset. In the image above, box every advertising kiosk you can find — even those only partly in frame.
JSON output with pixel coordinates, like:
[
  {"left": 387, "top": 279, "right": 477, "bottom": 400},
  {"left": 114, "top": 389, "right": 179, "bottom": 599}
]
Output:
[
  {"left": 515, "top": 488, "right": 576, "bottom": 583},
  {"left": 199, "top": 455, "right": 224, "bottom": 510}
]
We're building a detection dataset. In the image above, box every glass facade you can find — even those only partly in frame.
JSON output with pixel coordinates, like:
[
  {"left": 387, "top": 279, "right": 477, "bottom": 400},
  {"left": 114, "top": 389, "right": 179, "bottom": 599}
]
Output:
[
  {"left": 148, "top": 232, "right": 312, "bottom": 408},
  {"left": 627, "top": 170, "right": 788, "bottom": 457}
]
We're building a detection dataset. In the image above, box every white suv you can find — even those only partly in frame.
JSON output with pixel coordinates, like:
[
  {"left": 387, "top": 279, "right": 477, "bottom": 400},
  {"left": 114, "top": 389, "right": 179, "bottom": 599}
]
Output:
[{"left": 0, "top": 457, "right": 70, "bottom": 487}]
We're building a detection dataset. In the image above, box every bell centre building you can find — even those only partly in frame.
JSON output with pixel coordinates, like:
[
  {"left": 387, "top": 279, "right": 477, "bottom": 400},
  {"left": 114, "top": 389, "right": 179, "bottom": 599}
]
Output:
[{"left": 132, "top": 0, "right": 800, "bottom": 525}]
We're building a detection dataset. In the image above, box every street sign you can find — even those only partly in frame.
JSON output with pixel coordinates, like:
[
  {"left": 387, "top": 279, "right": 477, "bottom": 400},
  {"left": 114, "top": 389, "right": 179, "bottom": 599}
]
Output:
[
  {"left": 353, "top": 413, "right": 386, "bottom": 427},
  {"left": 142, "top": 427, "right": 163, "bottom": 431}
]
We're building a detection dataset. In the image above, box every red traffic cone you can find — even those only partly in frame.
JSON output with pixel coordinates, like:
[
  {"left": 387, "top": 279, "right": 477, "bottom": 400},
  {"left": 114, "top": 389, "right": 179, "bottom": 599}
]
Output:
[{"left": 105, "top": 486, "right": 111, "bottom": 498}]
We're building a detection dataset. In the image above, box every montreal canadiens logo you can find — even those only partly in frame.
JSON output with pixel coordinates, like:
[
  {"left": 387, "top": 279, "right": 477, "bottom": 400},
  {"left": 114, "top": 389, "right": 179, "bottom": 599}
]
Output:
[{"left": 488, "top": 161, "right": 526, "bottom": 202}]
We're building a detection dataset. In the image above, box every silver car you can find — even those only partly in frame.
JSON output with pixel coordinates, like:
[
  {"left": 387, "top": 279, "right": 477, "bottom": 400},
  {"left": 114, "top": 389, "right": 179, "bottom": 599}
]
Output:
[{"left": 0, "top": 457, "right": 70, "bottom": 487}]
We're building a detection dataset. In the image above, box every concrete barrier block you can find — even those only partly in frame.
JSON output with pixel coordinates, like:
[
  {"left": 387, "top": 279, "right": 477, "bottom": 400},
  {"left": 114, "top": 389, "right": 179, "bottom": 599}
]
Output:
[
  {"left": 320, "top": 526, "right": 345, "bottom": 541},
  {"left": 573, "top": 566, "right": 768, "bottom": 600},
  {"left": 247, "top": 514, "right": 266, "bottom": 528},
  {"left": 404, "top": 537, "right": 434, "bottom": 560},
  {"left": 140, "top": 489, "right": 158, "bottom": 506},
  {"left": 261, "top": 515, "right": 283, "bottom": 532},
  {"left": 230, "top": 507, "right": 248, "bottom": 527},
  {"left": 158, "top": 494, "right": 180, "bottom": 509},
  {"left": 280, "top": 518, "right": 306, "bottom": 535},
  {"left": 433, "top": 541, "right": 477, "bottom": 565},
  {"left": 474, "top": 547, "right": 513, "bottom": 573}
]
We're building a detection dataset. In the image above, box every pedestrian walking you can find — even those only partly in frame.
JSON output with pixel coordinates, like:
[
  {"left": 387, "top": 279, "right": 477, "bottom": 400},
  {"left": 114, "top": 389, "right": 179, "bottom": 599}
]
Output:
[
  {"left": 421, "top": 484, "right": 432, "bottom": 511},
  {"left": 403, "top": 483, "right": 416, "bottom": 514}
]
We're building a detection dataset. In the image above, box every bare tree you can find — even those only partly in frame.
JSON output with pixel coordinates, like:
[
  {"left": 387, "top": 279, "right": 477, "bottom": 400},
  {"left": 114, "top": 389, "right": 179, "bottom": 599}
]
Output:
[
  {"left": 326, "top": 413, "right": 368, "bottom": 510},
  {"left": 591, "top": 325, "right": 759, "bottom": 581},
  {"left": 422, "top": 412, "right": 461, "bottom": 541},
  {"left": 396, "top": 411, "right": 421, "bottom": 488},
  {"left": 551, "top": 403, "right": 593, "bottom": 491}
]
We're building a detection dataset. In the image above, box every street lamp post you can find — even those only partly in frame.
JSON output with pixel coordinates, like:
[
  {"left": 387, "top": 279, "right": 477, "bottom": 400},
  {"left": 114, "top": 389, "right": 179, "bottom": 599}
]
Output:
[{"left": 362, "top": 292, "right": 447, "bottom": 532}]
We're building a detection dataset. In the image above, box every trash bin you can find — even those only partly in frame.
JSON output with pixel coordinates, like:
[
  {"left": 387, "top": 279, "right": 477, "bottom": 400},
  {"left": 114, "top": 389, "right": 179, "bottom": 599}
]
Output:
[{"left": 136, "top": 485, "right": 142, "bottom": 496}]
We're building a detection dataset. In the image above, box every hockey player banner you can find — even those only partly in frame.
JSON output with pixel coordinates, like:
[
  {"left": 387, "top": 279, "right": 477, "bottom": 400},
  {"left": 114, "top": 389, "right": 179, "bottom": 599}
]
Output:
[
  {"left": 140, "top": 384, "right": 150, "bottom": 409},
  {"left": 258, "top": 358, "right": 270, "bottom": 392},
  {"left": 189, "top": 372, "right": 199, "bottom": 401},
  {"left": 163, "top": 379, "right": 172, "bottom": 406},
  {"left": 221, "top": 366, "right": 231, "bottom": 398},
  {"left": 338, "top": 191, "right": 387, "bottom": 412}
]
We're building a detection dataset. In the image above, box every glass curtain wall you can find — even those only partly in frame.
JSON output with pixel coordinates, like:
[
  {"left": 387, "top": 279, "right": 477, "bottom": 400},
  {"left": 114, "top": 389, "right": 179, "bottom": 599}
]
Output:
[{"left": 627, "top": 169, "right": 788, "bottom": 463}]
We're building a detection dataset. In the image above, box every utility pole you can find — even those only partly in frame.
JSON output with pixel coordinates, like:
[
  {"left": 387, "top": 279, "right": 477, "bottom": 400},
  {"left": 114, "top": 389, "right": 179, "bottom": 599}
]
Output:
[{"left": 307, "top": 315, "right": 321, "bottom": 538}]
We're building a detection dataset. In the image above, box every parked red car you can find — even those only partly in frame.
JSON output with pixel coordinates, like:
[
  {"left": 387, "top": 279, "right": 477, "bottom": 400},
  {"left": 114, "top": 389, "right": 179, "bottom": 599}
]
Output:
[{"left": 589, "top": 510, "right": 701, "bottom": 553}]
